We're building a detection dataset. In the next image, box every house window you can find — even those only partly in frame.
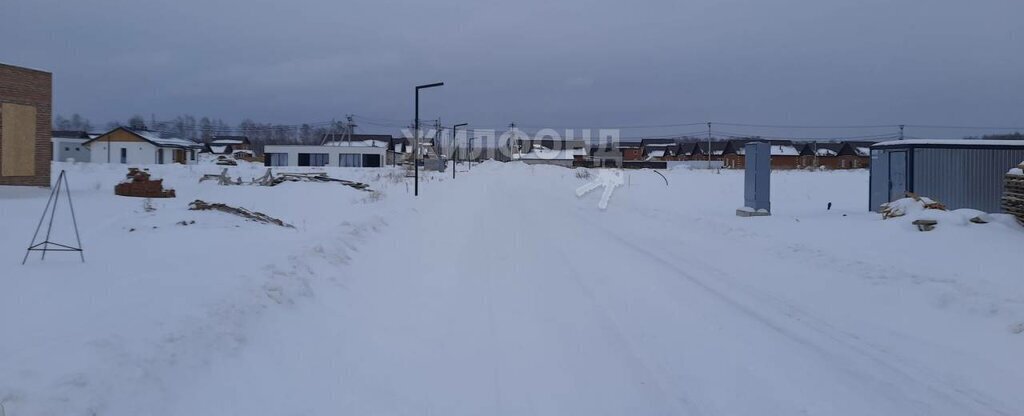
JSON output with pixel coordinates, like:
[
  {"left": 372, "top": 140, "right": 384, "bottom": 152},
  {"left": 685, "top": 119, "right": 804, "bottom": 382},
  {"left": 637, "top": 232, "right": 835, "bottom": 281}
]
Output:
[
  {"left": 298, "top": 153, "right": 328, "bottom": 167},
  {"left": 120, "top": 148, "right": 127, "bottom": 164},
  {"left": 190, "top": 150, "right": 195, "bottom": 160},
  {"left": 65, "top": 147, "right": 70, "bottom": 151},
  {"left": 265, "top": 153, "right": 288, "bottom": 166},
  {"left": 338, "top": 153, "right": 362, "bottom": 167},
  {"left": 310, "top": 153, "right": 328, "bottom": 166},
  {"left": 75, "top": 147, "right": 80, "bottom": 151},
  {"left": 157, "top": 149, "right": 164, "bottom": 164},
  {"left": 362, "top": 154, "right": 381, "bottom": 167}
]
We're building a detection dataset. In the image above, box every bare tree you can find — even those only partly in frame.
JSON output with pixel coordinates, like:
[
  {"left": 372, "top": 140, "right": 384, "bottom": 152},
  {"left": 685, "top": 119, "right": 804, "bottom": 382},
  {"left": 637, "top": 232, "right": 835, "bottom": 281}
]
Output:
[{"left": 128, "top": 115, "right": 147, "bottom": 130}]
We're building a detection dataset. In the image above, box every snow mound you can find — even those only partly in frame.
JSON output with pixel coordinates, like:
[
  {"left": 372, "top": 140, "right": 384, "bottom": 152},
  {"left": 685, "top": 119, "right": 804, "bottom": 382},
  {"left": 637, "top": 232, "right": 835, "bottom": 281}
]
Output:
[{"left": 1008, "top": 160, "right": 1024, "bottom": 175}]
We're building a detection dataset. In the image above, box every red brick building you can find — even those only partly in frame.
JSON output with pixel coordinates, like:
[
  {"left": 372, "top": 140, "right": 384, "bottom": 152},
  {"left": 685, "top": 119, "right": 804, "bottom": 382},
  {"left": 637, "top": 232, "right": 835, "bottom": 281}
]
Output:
[
  {"left": 0, "top": 63, "right": 52, "bottom": 186},
  {"left": 796, "top": 141, "right": 873, "bottom": 169},
  {"left": 618, "top": 143, "right": 642, "bottom": 161},
  {"left": 721, "top": 139, "right": 801, "bottom": 169}
]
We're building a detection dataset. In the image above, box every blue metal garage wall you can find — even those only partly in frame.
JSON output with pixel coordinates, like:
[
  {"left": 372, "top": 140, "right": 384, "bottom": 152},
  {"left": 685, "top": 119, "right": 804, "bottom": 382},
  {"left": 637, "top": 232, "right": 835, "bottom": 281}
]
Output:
[{"left": 912, "top": 147, "right": 1024, "bottom": 212}]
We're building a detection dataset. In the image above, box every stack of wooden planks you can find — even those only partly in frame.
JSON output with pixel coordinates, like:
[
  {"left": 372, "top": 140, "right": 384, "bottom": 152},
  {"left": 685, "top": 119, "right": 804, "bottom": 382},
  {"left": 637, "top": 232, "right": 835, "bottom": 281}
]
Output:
[{"left": 1002, "top": 162, "right": 1024, "bottom": 225}]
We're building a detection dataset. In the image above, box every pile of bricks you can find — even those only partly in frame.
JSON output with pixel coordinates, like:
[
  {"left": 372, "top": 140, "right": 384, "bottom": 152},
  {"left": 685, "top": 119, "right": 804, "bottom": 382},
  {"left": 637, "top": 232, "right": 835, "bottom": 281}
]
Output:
[
  {"left": 114, "top": 168, "right": 176, "bottom": 198},
  {"left": 1002, "top": 162, "right": 1024, "bottom": 225}
]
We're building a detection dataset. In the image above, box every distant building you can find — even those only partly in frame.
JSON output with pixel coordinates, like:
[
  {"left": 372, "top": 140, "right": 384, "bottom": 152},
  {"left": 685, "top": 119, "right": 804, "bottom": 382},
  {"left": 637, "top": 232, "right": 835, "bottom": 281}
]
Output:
[
  {"left": 721, "top": 139, "right": 800, "bottom": 169},
  {"left": 0, "top": 63, "right": 52, "bottom": 186},
  {"left": 796, "top": 141, "right": 872, "bottom": 169},
  {"left": 679, "top": 141, "right": 727, "bottom": 162},
  {"left": 84, "top": 127, "right": 203, "bottom": 164},
  {"left": 585, "top": 143, "right": 623, "bottom": 168},
  {"left": 511, "top": 138, "right": 587, "bottom": 167},
  {"left": 639, "top": 138, "right": 676, "bottom": 160},
  {"left": 52, "top": 130, "right": 91, "bottom": 162},
  {"left": 617, "top": 142, "right": 642, "bottom": 161},
  {"left": 869, "top": 139, "right": 1024, "bottom": 212},
  {"left": 206, "top": 136, "right": 251, "bottom": 155}
]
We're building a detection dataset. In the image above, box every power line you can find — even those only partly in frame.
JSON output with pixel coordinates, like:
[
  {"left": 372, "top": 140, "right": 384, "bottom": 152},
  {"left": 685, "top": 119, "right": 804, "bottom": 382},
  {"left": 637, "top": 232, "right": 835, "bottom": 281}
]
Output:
[
  {"left": 903, "top": 124, "right": 1024, "bottom": 130},
  {"left": 711, "top": 122, "right": 899, "bottom": 129}
]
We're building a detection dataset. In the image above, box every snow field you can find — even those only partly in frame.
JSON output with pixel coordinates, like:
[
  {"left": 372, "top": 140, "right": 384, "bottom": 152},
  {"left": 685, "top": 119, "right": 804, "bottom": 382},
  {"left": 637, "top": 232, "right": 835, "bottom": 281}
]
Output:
[{"left": 1, "top": 161, "right": 1022, "bottom": 415}]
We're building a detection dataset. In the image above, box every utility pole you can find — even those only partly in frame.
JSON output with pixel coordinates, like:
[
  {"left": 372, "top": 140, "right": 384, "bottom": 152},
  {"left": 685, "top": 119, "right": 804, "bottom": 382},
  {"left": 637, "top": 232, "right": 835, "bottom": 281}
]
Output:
[
  {"left": 414, "top": 82, "right": 443, "bottom": 197},
  {"left": 452, "top": 123, "right": 467, "bottom": 179},
  {"left": 899, "top": 124, "right": 905, "bottom": 140},
  {"left": 434, "top": 119, "right": 442, "bottom": 157},
  {"left": 813, "top": 141, "right": 818, "bottom": 169},
  {"left": 706, "top": 121, "right": 713, "bottom": 169},
  {"left": 345, "top": 114, "right": 357, "bottom": 145},
  {"left": 508, "top": 122, "right": 517, "bottom": 161}
]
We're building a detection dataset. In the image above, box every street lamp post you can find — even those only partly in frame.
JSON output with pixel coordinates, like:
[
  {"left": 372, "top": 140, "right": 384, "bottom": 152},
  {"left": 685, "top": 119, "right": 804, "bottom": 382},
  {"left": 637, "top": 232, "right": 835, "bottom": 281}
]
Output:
[
  {"left": 452, "top": 123, "right": 467, "bottom": 179},
  {"left": 414, "top": 82, "right": 443, "bottom": 196}
]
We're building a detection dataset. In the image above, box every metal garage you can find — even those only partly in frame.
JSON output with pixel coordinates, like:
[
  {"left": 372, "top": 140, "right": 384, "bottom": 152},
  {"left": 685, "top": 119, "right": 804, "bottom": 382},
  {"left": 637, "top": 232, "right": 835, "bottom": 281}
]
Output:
[{"left": 869, "top": 139, "right": 1024, "bottom": 212}]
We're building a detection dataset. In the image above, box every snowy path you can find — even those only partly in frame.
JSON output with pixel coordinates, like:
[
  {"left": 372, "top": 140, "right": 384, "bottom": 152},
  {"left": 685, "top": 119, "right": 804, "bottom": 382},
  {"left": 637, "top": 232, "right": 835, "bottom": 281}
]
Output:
[{"left": 165, "top": 168, "right": 1020, "bottom": 416}]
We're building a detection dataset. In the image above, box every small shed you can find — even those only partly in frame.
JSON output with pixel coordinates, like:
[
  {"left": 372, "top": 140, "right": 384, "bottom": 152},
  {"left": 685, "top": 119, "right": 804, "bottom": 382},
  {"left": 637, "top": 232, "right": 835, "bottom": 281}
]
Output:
[
  {"left": 52, "top": 130, "right": 92, "bottom": 162},
  {"left": 869, "top": 139, "right": 1024, "bottom": 212}
]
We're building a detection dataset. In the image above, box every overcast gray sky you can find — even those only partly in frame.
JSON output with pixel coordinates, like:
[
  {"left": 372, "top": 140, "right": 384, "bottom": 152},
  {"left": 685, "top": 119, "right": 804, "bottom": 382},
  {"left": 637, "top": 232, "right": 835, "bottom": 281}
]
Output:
[{"left": 2, "top": 0, "right": 1022, "bottom": 139}]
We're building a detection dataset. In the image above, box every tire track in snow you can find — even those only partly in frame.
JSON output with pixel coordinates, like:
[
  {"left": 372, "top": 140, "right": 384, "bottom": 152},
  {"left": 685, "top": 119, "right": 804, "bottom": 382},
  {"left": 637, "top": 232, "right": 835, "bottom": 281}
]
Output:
[
  {"left": 551, "top": 243, "right": 704, "bottom": 416},
  {"left": 574, "top": 212, "right": 1013, "bottom": 416},
  {"left": 621, "top": 206, "right": 1020, "bottom": 414}
]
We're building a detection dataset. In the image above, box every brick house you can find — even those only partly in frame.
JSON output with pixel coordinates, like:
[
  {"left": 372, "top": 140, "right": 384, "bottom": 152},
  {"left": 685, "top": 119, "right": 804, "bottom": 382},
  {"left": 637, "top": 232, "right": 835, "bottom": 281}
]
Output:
[
  {"left": 639, "top": 138, "right": 676, "bottom": 160},
  {"left": 721, "top": 139, "right": 800, "bottom": 169},
  {"left": 678, "top": 141, "right": 726, "bottom": 161},
  {"left": 617, "top": 142, "right": 642, "bottom": 161},
  {"left": 0, "top": 63, "right": 52, "bottom": 187},
  {"left": 797, "top": 141, "right": 873, "bottom": 169}
]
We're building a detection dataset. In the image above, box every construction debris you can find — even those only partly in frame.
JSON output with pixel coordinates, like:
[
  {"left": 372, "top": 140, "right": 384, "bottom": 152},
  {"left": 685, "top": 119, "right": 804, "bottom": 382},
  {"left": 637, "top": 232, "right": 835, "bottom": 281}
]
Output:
[
  {"left": 969, "top": 216, "right": 989, "bottom": 224},
  {"left": 199, "top": 168, "right": 371, "bottom": 191},
  {"left": 271, "top": 172, "right": 372, "bottom": 191},
  {"left": 115, "top": 168, "right": 176, "bottom": 198},
  {"left": 188, "top": 200, "right": 294, "bottom": 228},
  {"left": 253, "top": 168, "right": 275, "bottom": 186},
  {"left": 214, "top": 155, "right": 238, "bottom": 166},
  {"left": 912, "top": 219, "right": 938, "bottom": 232},
  {"left": 199, "top": 168, "right": 242, "bottom": 185},
  {"left": 880, "top": 193, "right": 946, "bottom": 219},
  {"left": 1002, "top": 162, "right": 1024, "bottom": 225}
]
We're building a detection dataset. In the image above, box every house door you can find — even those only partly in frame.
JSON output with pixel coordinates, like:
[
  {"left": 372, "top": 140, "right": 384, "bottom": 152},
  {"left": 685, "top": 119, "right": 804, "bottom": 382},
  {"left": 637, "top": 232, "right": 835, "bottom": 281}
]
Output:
[
  {"left": 888, "top": 151, "right": 908, "bottom": 201},
  {"left": 173, "top": 150, "right": 186, "bottom": 164}
]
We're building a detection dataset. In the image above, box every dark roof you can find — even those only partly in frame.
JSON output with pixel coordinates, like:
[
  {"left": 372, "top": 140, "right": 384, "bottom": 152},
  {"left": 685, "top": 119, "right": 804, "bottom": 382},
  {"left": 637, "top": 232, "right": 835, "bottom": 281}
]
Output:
[
  {"left": 389, "top": 137, "right": 410, "bottom": 151},
  {"left": 681, "top": 141, "right": 728, "bottom": 156},
  {"left": 639, "top": 138, "right": 677, "bottom": 147},
  {"left": 797, "top": 142, "right": 845, "bottom": 156},
  {"left": 722, "top": 139, "right": 795, "bottom": 155},
  {"left": 516, "top": 138, "right": 586, "bottom": 150},
  {"left": 52, "top": 130, "right": 90, "bottom": 139},
  {"left": 211, "top": 135, "right": 250, "bottom": 144}
]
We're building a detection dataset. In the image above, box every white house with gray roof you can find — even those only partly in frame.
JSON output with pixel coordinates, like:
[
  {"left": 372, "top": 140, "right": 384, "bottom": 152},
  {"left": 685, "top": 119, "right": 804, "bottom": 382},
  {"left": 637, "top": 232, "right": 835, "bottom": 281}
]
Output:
[{"left": 83, "top": 127, "right": 203, "bottom": 165}]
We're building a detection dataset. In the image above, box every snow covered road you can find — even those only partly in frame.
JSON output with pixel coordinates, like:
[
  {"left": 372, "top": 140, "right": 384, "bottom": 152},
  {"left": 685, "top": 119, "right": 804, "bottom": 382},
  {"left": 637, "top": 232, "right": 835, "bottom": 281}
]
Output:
[{"left": 163, "top": 164, "right": 1023, "bottom": 415}]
